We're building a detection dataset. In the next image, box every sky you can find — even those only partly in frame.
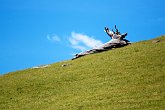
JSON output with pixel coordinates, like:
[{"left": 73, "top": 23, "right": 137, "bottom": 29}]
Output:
[{"left": 0, "top": 0, "right": 165, "bottom": 74}]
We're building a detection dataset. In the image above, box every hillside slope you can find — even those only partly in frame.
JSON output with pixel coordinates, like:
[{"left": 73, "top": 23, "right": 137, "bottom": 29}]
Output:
[{"left": 0, "top": 36, "right": 165, "bottom": 110}]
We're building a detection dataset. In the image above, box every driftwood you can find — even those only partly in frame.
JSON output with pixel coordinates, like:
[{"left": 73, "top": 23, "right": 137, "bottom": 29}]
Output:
[
  {"left": 72, "top": 39, "right": 131, "bottom": 60},
  {"left": 72, "top": 25, "right": 131, "bottom": 60}
]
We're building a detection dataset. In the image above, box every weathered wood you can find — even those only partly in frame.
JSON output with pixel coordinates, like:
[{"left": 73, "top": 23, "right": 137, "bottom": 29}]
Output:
[{"left": 72, "top": 39, "right": 131, "bottom": 60}]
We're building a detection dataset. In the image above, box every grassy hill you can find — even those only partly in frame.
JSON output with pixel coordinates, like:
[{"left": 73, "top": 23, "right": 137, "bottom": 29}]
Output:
[{"left": 0, "top": 36, "right": 165, "bottom": 110}]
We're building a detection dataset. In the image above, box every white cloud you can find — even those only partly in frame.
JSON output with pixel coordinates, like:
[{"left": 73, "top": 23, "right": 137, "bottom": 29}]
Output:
[
  {"left": 47, "top": 34, "right": 61, "bottom": 42},
  {"left": 69, "top": 32, "right": 103, "bottom": 51},
  {"left": 71, "top": 45, "right": 87, "bottom": 51},
  {"left": 46, "top": 32, "right": 103, "bottom": 52}
]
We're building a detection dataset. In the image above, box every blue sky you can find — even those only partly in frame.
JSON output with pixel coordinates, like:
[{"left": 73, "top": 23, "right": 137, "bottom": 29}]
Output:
[{"left": 0, "top": 0, "right": 165, "bottom": 74}]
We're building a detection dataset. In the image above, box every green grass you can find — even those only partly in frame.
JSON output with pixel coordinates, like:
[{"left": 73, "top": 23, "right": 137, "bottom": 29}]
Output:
[{"left": 0, "top": 35, "right": 165, "bottom": 110}]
